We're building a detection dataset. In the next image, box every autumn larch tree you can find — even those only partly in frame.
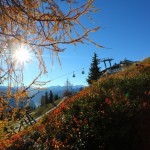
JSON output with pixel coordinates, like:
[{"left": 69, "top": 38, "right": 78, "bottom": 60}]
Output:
[
  {"left": 87, "top": 53, "right": 101, "bottom": 85},
  {"left": 0, "top": 0, "right": 102, "bottom": 123},
  {"left": 63, "top": 79, "right": 73, "bottom": 97}
]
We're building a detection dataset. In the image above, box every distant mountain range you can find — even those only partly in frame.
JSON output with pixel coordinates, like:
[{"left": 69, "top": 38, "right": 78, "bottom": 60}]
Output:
[{"left": 0, "top": 85, "right": 85, "bottom": 108}]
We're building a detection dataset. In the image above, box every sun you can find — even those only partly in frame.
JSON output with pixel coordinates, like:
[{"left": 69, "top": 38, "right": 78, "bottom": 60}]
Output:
[{"left": 14, "top": 45, "right": 31, "bottom": 65}]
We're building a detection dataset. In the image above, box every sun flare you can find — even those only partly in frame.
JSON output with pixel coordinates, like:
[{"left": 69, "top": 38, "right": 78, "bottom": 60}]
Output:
[{"left": 14, "top": 45, "right": 31, "bottom": 65}]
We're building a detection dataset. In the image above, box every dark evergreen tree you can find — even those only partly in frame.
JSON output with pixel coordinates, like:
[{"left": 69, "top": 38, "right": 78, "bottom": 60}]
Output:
[
  {"left": 79, "top": 86, "right": 83, "bottom": 91},
  {"left": 41, "top": 95, "right": 46, "bottom": 106},
  {"left": 54, "top": 94, "right": 59, "bottom": 101},
  {"left": 87, "top": 53, "right": 100, "bottom": 85},
  {"left": 45, "top": 91, "right": 49, "bottom": 104},
  {"left": 49, "top": 90, "right": 54, "bottom": 103}
]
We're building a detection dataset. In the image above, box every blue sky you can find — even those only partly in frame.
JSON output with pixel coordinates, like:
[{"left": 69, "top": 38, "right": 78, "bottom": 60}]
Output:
[{"left": 24, "top": 0, "right": 150, "bottom": 87}]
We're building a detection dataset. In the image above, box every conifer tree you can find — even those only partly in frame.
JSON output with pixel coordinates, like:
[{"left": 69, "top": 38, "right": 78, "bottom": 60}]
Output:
[
  {"left": 54, "top": 94, "right": 59, "bottom": 101},
  {"left": 63, "top": 79, "right": 73, "bottom": 97},
  {"left": 87, "top": 53, "right": 100, "bottom": 85},
  {"left": 49, "top": 90, "right": 54, "bottom": 103},
  {"left": 45, "top": 91, "right": 49, "bottom": 104},
  {"left": 41, "top": 96, "right": 46, "bottom": 106}
]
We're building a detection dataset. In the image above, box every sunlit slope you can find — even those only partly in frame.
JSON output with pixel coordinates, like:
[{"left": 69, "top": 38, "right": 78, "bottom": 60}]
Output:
[{"left": 1, "top": 58, "right": 150, "bottom": 150}]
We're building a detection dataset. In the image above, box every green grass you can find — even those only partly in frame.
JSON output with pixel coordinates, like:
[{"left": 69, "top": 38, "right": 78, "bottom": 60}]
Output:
[{"left": 31, "top": 99, "right": 62, "bottom": 118}]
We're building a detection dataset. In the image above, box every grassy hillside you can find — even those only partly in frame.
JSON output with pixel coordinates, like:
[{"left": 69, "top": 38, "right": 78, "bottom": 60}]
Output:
[
  {"left": 0, "top": 58, "right": 150, "bottom": 150},
  {"left": 32, "top": 99, "right": 62, "bottom": 119}
]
